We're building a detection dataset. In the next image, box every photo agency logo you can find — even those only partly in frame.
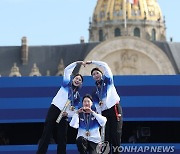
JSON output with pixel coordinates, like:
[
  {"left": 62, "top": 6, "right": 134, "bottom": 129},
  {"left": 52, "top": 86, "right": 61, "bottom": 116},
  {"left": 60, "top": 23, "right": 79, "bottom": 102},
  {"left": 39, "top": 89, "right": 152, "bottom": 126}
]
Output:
[
  {"left": 96, "top": 141, "right": 110, "bottom": 154},
  {"left": 112, "top": 145, "right": 175, "bottom": 153}
]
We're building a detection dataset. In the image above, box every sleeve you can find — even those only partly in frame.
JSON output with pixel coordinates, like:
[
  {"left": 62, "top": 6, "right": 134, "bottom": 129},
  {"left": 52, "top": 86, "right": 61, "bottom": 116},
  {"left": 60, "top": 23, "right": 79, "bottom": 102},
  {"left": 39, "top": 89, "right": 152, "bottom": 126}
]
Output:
[
  {"left": 94, "top": 104, "right": 102, "bottom": 115},
  {"left": 92, "top": 111, "right": 107, "bottom": 127},
  {"left": 91, "top": 61, "right": 113, "bottom": 80},
  {"left": 63, "top": 62, "right": 77, "bottom": 84},
  {"left": 69, "top": 113, "right": 79, "bottom": 129}
]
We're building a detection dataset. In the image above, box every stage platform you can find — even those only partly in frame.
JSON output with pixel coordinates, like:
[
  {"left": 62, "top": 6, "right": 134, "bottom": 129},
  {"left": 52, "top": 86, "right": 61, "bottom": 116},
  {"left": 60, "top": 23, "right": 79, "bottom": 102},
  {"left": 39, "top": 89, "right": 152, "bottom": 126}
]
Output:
[
  {"left": 0, "top": 76, "right": 180, "bottom": 153},
  {"left": 0, "top": 144, "right": 179, "bottom": 154}
]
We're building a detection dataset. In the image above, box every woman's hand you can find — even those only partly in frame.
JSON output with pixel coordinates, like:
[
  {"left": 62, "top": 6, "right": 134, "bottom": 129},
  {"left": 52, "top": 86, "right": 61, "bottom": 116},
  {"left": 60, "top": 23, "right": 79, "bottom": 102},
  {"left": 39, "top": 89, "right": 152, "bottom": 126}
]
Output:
[
  {"left": 82, "top": 107, "right": 93, "bottom": 113},
  {"left": 77, "top": 107, "right": 84, "bottom": 113},
  {"left": 85, "top": 61, "right": 92, "bottom": 65},
  {"left": 76, "top": 61, "right": 86, "bottom": 67},
  {"left": 77, "top": 107, "right": 93, "bottom": 114},
  {"left": 62, "top": 112, "right": 68, "bottom": 117}
]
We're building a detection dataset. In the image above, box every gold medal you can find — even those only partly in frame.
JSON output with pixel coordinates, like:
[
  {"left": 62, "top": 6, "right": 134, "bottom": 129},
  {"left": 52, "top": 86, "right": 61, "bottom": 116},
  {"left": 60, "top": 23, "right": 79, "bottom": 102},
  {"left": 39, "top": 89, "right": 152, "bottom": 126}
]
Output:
[
  {"left": 99, "top": 101, "right": 103, "bottom": 106},
  {"left": 85, "top": 131, "right": 90, "bottom": 136},
  {"left": 70, "top": 106, "right": 75, "bottom": 111}
]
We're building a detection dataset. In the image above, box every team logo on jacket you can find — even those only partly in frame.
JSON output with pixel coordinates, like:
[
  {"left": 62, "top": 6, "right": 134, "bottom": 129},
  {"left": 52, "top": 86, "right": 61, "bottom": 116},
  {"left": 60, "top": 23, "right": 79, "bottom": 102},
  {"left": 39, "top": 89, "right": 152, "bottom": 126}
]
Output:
[
  {"left": 80, "top": 118, "right": 84, "bottom": 121},
  {"left": 91, "top": 116, "right": 95, "bottom": 120}
]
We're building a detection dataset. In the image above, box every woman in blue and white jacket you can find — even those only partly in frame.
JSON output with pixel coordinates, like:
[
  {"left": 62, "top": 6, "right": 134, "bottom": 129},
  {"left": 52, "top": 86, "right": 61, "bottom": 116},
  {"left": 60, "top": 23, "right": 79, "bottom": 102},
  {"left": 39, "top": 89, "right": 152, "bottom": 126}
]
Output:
[
  {"left": 70, "top": 94, "right": 107, "bottom": 154},
  {"left": 37, "top": 61, "right": 84, "bottom": 154},
  {"left": 86, "top": 60, "right": 123, "bottom": 154}
]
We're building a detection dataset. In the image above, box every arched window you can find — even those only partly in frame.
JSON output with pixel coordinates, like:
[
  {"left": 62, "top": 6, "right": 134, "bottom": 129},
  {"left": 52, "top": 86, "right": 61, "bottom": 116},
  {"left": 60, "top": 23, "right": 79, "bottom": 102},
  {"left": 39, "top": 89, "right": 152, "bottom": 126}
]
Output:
[
  {"left": 99, "top": 29, "right": 103, "bottom": 42},
  {"left": 152, "top": 29, "right": 156, "bottom": 41},
  {"left": 114, "top": 28, "right": 121, "bottom": 37},
  {"left": 134, "top": 27, "right": 140, "bottom": 37}
]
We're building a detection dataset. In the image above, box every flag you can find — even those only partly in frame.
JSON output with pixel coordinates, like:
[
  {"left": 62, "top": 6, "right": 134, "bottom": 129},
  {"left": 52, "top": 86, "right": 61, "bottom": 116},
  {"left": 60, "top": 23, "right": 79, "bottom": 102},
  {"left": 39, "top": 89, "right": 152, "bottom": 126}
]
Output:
[
  {"left": 134, "top": 0, "right": 138, "bottom": 5},
  {"left": 127, "top": 0, "right": 138, "bottom": 5}
]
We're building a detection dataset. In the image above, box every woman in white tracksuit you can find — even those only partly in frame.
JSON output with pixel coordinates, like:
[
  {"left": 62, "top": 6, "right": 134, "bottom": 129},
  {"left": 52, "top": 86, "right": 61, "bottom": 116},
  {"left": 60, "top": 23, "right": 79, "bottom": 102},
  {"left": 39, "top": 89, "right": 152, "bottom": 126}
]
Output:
[
  {"left": 86, "top": 60, "right": 123, "bottom": 154},
  {"left": 37, "top": 61, "right": 84, "bottom": 154},
  {"left": 70, "top": 94, "right": 107, "bottom": 154}
]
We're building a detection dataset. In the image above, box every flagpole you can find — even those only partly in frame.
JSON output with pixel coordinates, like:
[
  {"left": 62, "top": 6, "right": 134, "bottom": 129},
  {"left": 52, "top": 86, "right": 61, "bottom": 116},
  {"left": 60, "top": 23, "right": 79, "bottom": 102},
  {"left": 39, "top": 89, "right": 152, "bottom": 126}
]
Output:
[{"left": 124, "top": 0, "right": 127, "bottom": 29}]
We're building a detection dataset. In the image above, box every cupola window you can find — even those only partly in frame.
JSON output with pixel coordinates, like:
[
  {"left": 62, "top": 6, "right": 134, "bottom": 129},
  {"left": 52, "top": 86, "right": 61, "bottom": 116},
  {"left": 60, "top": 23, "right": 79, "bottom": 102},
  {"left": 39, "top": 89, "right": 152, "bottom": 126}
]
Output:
[
  {"left": 99, "top": 29, "right": 104, "bottom": 42},
  {"left": 134, "top": 27, "right": 140, "bottom": 37},
  {"left": 152, "top": 29, "right": 156, "bottom": 41},
  {"left": 114, "top": 28, "right": 121, "bottom": 37}
]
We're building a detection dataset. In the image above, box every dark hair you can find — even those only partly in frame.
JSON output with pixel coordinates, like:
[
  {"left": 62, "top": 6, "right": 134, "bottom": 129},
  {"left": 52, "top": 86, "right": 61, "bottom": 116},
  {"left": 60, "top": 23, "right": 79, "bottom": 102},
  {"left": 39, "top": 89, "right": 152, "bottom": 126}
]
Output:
[
  {"left": 82, "top": 94, "right": 93, "bottom": 102},
  {"left": 73, "top": 73, "right": 83, "bottom": 82},
  {"left": 91, "top": 67, "right": 103, "bottom": 75}
]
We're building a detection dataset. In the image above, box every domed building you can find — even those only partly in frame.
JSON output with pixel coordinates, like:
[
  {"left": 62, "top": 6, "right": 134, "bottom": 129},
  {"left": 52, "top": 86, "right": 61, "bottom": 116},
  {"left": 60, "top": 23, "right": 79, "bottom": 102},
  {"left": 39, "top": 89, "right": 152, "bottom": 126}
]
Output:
[
  {"left": 79, "top": 0, "right": 178, "bottom": 75},
  {"left": 89, "top": 0, "right": 165, "bottom": 42},
  {"left": 0, "top": 0, "right": 179, "bottom": 76}
]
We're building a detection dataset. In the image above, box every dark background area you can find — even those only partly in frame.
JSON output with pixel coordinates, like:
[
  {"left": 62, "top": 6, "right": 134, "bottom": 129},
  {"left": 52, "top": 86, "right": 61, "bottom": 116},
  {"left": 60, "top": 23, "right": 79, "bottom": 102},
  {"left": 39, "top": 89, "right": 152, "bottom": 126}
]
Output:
[{"left": 0, "top": 121, "right": 180, "bottom": 145}]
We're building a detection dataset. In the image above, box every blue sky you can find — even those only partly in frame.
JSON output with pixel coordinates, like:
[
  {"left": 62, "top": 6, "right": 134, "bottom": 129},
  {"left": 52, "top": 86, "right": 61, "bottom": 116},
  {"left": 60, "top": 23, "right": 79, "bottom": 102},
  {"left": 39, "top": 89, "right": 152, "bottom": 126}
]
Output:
[{"left": 0, "top": 0, "right": 179, "bottom": 46}]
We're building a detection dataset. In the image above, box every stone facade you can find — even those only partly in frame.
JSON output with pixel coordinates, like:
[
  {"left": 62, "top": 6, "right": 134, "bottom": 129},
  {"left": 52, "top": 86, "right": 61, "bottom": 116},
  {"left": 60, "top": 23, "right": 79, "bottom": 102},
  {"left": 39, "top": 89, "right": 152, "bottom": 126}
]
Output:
[
  {"left": 79, "top": 37, "right": 176, "bottom": 75},
  {"left": 0, "top": 0, "right": 179, "bottom": 77}
]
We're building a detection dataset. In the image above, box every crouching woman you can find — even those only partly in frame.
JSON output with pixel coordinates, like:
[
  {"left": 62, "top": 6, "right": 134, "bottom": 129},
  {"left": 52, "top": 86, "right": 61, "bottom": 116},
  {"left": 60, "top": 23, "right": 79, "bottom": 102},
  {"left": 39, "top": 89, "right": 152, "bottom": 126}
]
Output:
[{"left": 70, "top": 94, "right": 107, "bottom": 154}]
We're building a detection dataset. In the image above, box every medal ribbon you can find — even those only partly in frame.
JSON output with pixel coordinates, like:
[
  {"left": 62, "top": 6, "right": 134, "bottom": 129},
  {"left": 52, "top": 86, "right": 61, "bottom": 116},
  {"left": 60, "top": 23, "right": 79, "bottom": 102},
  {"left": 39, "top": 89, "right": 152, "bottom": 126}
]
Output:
[
  {"left": 68, "top": 87, "right": 75, "bottom": 107},
  {"left": 83, "top": 113, "right": 91, "bottom": 133},
  {"left": 96, "top": 80, "right": 104, "bottom": 103}
]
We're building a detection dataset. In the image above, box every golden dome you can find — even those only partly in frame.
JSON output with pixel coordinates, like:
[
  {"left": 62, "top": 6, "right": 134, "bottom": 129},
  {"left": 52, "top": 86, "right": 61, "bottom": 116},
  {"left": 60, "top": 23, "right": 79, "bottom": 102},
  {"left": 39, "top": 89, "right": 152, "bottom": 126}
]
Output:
[
  {"left": 93, "top": 0, "right": 162, "bottom": 22},
  {"left": 89, "top": 0, "right": 166, "bottom": 42}
]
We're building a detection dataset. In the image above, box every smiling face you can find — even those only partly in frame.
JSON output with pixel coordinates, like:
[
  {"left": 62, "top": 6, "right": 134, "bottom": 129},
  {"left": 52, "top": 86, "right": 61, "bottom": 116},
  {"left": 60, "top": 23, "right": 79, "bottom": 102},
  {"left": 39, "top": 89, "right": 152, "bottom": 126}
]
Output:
[
  {"left": 72, "top": 75, "right": 83, "bottom": 87},
  {"left": 83, "top": 97, "right": 93, "bottom": 108},
  {"left": 91, "top": 70, "right": 103, "bottom": 82}
]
